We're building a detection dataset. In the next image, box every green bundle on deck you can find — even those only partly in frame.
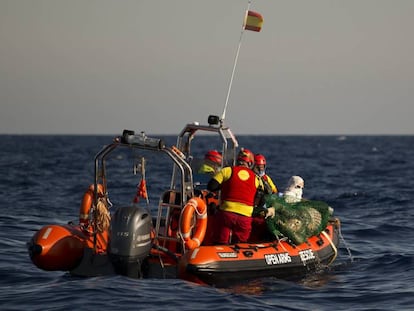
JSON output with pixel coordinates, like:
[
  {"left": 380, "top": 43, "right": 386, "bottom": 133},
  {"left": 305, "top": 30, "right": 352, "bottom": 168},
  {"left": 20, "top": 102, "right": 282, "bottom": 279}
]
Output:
[{"left": 264, "top": 194, "right": 332, "bottom": 245}]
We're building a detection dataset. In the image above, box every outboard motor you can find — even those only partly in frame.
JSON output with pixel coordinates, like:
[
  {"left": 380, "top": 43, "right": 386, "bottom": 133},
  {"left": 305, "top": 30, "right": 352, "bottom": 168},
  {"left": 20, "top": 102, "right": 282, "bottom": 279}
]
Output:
[{"left": 108, "top": 205, "right": 152, "bottom": 278}]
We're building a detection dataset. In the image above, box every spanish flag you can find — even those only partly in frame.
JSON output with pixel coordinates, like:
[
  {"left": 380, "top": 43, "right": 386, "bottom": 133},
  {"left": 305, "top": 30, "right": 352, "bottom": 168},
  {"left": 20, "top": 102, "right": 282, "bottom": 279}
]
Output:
[{"left": 244, "top": 10, "right": 263, "bottom": 32}]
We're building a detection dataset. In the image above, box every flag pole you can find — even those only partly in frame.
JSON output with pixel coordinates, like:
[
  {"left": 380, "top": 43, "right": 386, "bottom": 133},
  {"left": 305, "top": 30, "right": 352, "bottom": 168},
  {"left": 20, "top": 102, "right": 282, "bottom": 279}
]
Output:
[{"left": 221, "top": 0, "right": 252, "bottom": 121}]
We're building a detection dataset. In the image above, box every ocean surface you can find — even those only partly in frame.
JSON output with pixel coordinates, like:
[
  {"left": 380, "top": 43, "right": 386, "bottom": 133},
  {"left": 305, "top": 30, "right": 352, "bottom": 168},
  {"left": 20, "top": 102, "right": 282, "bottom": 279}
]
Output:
[{"left": 1, "top": 134, "right": 413, "bottom": 310}]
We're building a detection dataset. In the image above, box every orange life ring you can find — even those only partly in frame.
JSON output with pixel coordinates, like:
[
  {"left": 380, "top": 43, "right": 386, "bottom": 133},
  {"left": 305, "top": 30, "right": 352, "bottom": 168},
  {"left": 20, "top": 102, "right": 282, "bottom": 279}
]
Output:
[
  {"left": 79, "top": 184, "right": 104, "bottom": 227},
  {"left": 180, "top": 197, "right": 207, "bottom": 250}
]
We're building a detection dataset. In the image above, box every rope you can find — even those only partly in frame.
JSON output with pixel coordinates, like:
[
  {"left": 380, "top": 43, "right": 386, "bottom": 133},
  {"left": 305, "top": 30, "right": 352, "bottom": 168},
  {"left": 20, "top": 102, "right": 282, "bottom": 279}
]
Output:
[
  {"left": 94, "top": 198, "right": 110, "bottom": 233},
  {"left": 321, "top": 230, "right": 338, "bottom": 265},
  {"left": 338, "top": 223, "right": 354, "bottom": 262}
]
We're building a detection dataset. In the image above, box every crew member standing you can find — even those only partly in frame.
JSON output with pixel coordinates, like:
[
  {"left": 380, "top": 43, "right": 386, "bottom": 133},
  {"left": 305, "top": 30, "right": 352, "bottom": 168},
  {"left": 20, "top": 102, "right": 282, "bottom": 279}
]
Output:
[{"left": 207, "top": 148, "right": 263, "bottom": 244}]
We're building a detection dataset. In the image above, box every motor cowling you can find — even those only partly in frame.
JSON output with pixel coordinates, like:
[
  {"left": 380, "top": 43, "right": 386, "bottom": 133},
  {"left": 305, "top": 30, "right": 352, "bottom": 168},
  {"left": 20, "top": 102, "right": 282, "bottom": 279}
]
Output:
[{"left": 108, "top": 205, "right": 152, "bottom": 278}]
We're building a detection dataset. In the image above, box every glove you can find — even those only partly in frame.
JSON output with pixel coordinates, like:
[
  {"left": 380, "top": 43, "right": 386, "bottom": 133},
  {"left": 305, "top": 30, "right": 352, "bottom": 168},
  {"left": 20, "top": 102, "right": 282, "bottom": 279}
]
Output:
[
  {"left": 265, "top": 207, "right": 275, "bottom": 219},
  {"left": 208, "top": 202, "right": 218, "bottom": 215},
  {"left": 205, "top": 191, "right": 216, "bottom": 199}
]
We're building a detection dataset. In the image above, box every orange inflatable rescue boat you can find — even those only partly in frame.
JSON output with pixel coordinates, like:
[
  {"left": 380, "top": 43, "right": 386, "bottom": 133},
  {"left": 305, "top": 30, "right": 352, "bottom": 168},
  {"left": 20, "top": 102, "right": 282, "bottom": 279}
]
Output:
[{"left": 27, "top": 116, "right": 343, "bottom": 286}]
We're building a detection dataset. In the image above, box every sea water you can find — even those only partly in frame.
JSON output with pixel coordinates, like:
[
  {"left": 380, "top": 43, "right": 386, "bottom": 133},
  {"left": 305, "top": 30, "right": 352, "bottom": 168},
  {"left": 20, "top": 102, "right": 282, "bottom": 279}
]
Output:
[{"left": 1, "top": 135, "right": 413, "bottom": 310}]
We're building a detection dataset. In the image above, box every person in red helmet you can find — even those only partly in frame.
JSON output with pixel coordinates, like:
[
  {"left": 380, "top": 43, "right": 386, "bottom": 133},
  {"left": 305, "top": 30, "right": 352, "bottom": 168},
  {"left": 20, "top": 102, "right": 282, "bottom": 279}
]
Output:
[
  {"left": 253, "top": 154, "right": 278, "bottom": 194},
  {"left": 207, "top": 148, "right": 264, "bottom": 244},
  {"left": 198, "top": 150, "right": 222, "bottom": 175}
]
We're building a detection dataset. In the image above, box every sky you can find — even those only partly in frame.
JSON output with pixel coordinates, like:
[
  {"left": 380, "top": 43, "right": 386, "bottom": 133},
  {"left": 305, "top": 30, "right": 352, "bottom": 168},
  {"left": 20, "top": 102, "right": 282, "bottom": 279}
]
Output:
[{"left": 1, "top": 0, "right": 413, "bottom": 135}]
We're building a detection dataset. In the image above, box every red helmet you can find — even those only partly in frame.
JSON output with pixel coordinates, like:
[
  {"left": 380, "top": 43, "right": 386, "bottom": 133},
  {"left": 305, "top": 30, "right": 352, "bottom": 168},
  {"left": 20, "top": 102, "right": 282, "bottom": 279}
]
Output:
[
  {"left": 205, "top": 150, "right": 222, "bottom": 164},
  {"left": 237, "top": 148, "right": 254, "bottom": 167},
  {"left": 254, "top": 154, "right": 266, "bottom": 166}
]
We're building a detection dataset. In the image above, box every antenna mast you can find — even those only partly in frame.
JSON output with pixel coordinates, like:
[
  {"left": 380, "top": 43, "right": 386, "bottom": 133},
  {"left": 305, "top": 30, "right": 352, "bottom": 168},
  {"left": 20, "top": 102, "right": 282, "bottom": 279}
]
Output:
[{"left": 221, "top": 0, "right": 252, "bottom": 121}]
